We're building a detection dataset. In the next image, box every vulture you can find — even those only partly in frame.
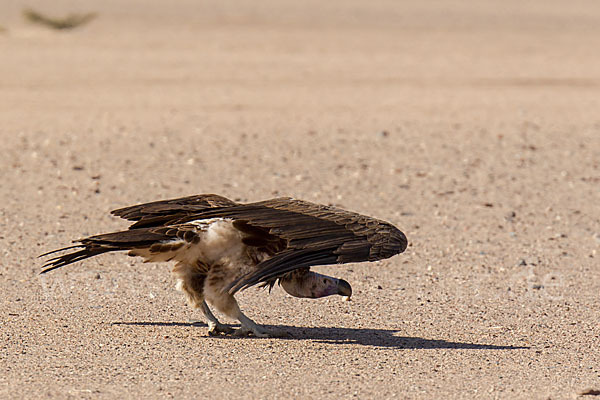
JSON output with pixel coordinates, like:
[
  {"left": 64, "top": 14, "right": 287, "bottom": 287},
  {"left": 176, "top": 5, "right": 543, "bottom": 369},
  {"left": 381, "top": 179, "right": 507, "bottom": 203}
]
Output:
[{"left": 41, "top": 195, "right": 407, "bottom": 337}]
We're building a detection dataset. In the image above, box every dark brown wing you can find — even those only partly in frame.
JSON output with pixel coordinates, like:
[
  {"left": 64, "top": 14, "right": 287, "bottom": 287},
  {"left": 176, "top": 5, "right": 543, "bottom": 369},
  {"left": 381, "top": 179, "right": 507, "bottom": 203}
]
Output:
[
  {"left": 179, "top": 197, "right": 407, "bottom": 293},
  {"left": 111, "top": 194, "right": 238, "bottom": 229},
  {"left": 41, "top": 195, "right": 407, "bottom": 288}
]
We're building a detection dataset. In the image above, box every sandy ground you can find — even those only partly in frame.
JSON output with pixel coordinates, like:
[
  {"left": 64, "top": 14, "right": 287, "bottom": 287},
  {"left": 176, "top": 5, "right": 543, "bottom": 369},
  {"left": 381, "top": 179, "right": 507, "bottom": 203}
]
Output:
[{"left": 1, "top": 1, "right": 599, "bottom": 398}]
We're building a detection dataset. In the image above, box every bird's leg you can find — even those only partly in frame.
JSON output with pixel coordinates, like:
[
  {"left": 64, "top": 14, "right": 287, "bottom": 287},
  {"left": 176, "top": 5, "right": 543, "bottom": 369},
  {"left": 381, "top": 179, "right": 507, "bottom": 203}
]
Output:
[
  {"left": 171, "top": 263, "right": 233, "bottom": 335},
  {"left": 206, "top": 291, "right": 273, "bottom": 337},
  {"left": 201, "top": 301, "right": 234, "bottom": 336}
]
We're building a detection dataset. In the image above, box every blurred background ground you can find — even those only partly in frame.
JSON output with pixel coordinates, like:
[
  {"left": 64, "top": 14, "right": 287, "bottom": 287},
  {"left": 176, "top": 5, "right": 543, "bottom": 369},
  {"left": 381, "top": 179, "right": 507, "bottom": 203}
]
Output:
[{"left": 1, "top": 1, "right": 599, "bottom": 398}]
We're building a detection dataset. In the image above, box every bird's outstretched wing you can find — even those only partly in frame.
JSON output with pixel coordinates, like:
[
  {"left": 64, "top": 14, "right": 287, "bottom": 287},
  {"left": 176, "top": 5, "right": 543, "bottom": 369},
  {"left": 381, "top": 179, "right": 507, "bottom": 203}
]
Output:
[
  {"left": 40, "top": 195, "right": 408, "bottom": 292},
  {"left": 176, "top": 197, "right": 408, "bottom": 293}
]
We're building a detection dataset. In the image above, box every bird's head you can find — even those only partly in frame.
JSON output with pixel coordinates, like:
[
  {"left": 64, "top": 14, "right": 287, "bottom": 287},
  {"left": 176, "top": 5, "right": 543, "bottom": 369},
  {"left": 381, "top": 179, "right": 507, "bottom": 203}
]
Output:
[{"left": 280, "top": 270, "right": 352, "bottom": 299}]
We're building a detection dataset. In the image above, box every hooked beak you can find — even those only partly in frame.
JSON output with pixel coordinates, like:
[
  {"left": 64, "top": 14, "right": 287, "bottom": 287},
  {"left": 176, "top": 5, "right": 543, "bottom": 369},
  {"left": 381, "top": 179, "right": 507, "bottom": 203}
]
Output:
[{"left": 337, "top": 279, "right": 352, "bottom": 298}]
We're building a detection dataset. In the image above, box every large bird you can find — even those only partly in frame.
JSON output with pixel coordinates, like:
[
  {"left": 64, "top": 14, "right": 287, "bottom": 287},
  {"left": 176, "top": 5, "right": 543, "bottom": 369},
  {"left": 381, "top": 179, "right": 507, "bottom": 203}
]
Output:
[{"left": 41, "top": 195, "right": 407, "bottom": 337}]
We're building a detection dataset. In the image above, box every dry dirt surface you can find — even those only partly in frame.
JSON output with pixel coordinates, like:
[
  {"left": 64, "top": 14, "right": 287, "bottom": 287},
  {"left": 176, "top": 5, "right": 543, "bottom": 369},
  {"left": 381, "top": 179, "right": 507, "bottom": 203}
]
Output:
[{"left": 1, "top": 1, "right": 599, "bottom": 399}]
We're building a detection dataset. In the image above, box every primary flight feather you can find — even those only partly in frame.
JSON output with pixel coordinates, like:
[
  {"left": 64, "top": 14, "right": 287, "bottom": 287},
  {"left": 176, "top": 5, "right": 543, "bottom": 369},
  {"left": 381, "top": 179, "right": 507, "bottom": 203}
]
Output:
[{"left": 41, "top": 194, "right": 407, "bottom": 337}]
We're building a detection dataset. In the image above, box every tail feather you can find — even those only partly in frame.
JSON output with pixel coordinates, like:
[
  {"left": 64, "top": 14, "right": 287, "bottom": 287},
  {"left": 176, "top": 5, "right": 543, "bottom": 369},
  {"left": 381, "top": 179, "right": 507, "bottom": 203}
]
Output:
[
  {"left": 40, "top": 228, "right": 171, "bottom": 274},
  {"left": 40, "top": 246, "right": 116, "bottom": 274},
  {"left": 38, "top": 244, "right": 87, "bottom": 258}
]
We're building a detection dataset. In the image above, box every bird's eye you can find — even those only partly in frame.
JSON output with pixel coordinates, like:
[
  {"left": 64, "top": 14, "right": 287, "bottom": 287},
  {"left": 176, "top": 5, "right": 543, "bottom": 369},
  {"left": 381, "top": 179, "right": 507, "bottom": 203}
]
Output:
[{"left": 323, "top": 279, "right": 328, "bottom": 284}]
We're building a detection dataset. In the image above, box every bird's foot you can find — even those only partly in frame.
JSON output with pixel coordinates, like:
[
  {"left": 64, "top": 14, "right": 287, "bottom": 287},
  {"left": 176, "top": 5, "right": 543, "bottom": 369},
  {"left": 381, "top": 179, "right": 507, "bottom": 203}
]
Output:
[
  {"left": 207, "top": 322, "right": 234, "bottom": 336},
  {"left": 233, "top": 325, "right": 270, "bottom": 338},
  {"left": 230, "top": 311, "right": 290, "bottom": 337}
]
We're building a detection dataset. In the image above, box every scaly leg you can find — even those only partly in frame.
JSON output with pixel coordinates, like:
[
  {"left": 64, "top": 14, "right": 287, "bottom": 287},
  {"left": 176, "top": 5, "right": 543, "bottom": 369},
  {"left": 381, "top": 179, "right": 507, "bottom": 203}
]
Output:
[{"left": 200, "top": 301, "right": 234, "bottom": 336}]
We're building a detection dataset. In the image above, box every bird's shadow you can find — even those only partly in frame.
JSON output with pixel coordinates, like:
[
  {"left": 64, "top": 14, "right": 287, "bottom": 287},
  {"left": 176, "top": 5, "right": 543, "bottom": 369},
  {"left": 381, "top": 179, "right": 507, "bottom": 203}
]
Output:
[{"left": 111, "top": 321, "right": 528, "bottom": 350}]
